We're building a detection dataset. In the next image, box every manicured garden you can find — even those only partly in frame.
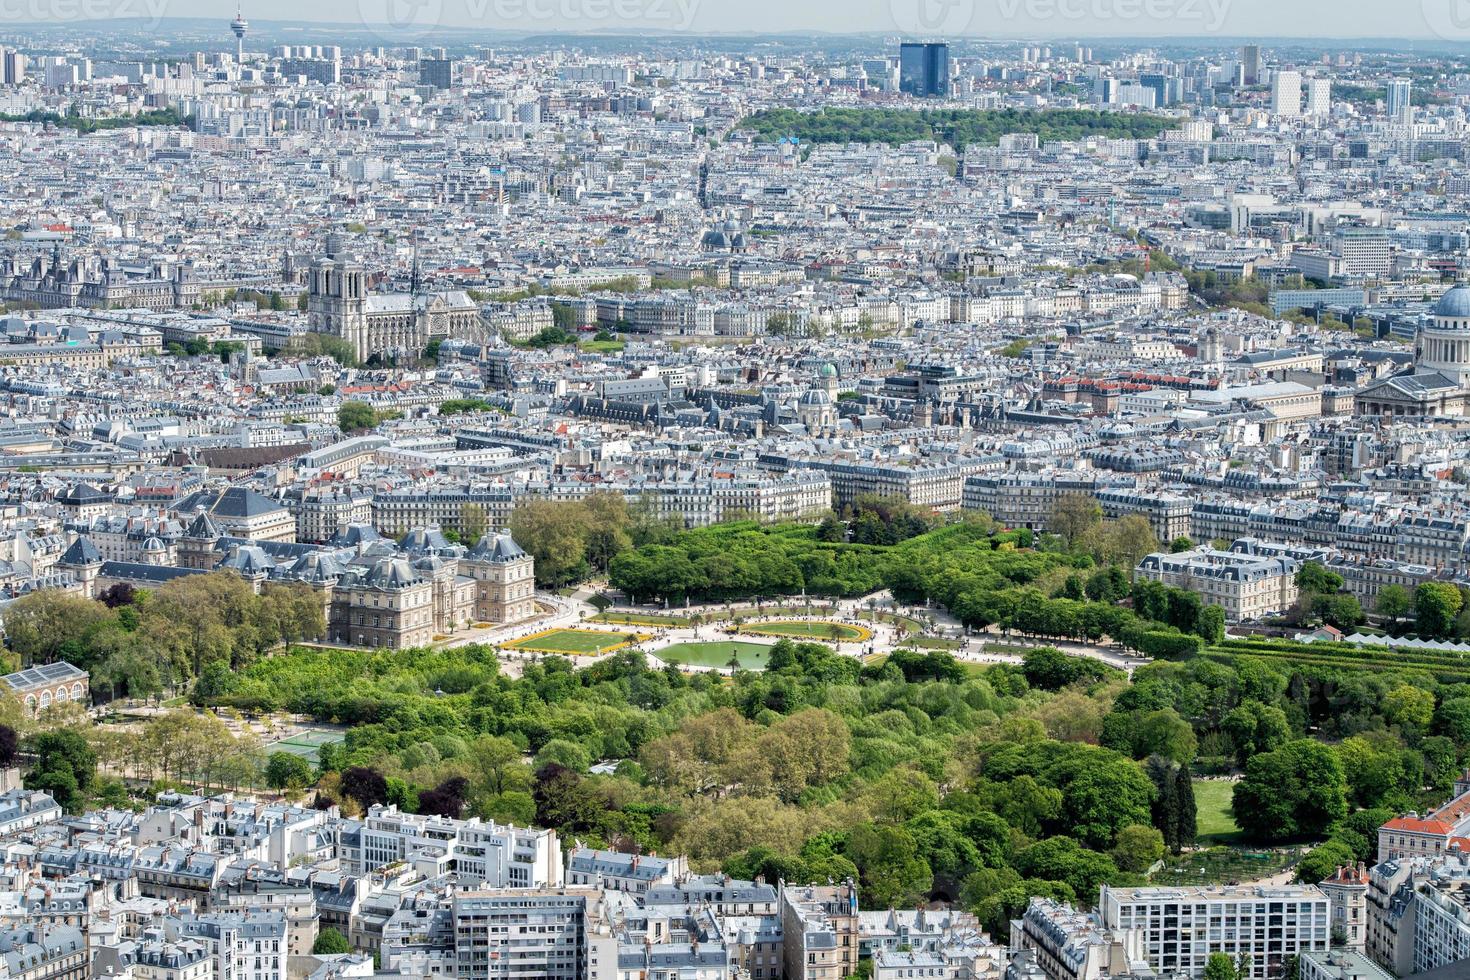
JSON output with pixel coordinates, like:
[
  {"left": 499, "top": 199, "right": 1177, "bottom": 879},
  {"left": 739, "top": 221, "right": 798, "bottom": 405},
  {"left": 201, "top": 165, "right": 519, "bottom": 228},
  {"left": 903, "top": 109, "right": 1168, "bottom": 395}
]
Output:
[
  {"left": 739, "top": 620, "right": 873, "bottom": 642},
  {"left": 502, "top": 628, "right": 642, "bottom": 655},
  {"left": 592, "top": 612, "right": 691, "bottom": 627},
  {"left": 656, "top": 641, "right": 773, "bottom": 670}
]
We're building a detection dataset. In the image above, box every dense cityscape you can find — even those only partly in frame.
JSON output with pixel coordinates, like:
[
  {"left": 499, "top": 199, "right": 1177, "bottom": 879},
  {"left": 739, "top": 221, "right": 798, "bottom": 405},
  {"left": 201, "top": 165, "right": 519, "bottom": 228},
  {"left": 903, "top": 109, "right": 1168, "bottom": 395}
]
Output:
[{"left": 0, "top": 4, "right": 1464, "bottom": 980}]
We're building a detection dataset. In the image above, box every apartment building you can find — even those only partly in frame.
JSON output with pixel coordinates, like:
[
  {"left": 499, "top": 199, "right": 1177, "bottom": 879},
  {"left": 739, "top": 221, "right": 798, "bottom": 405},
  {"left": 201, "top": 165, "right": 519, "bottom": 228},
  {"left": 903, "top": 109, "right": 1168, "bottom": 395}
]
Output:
[
  {"left": 1010, "top": 898, "right": 1145, "bottom": 980},
  {"left": 371, "top": 487, "right": 516, "bottom": 537},
  {"left": 780, "top": 880, "right": 859, "bottom": 980},
  {"left": 1097, "top": 487, "right": 1194, "bottom": 543},
  {"left": 1319, "top": 863, "right": 1369, "bottom": 951},
  {"left": 566, "top": 849, "right": 685, "bottom": 895},
  {"left": 1376, "top": 771, "right": 1470, "bottom": 863},
  {"left": 452, "top": 888, "right": 606, "bottom": 980},
  {"left": 1298, "top": 950, "right": 1393, "bottom": 980},
  {"left": 0, "top": 925, "right": 87, "bottom": 980},
  {"left": 1366, "top": 850, "right": 1470, "bottom": 976},
  {"left": 1099, "top": 884, "right": 1330, "bottom": 979},
  {"left": 1134, "top": 546, "right": 1300, "bottom": 622},
  {"left": 343, "top": 805, "right": 562, "bottom": 887},
  {"left": 173, "top": 910, "right": 289, "bottom": 980},
  {"left": 962, "top": 472, "right": 1123, "bottom": 531}
]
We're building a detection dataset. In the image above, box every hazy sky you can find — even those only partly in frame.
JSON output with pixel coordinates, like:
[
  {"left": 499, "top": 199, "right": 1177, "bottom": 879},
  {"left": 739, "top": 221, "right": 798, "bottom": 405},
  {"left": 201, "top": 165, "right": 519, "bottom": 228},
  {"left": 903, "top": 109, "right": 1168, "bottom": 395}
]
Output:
[{"left": 55, "top": 0, "right": 1470, "bottom": 40}]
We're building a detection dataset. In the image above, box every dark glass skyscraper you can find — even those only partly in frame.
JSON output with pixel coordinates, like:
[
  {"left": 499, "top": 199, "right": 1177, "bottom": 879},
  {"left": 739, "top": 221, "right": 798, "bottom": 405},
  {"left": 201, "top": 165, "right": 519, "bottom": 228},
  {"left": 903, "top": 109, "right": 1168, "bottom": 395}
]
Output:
[{"left": 899, "top": 42, "right": 950, "bottom": 98}]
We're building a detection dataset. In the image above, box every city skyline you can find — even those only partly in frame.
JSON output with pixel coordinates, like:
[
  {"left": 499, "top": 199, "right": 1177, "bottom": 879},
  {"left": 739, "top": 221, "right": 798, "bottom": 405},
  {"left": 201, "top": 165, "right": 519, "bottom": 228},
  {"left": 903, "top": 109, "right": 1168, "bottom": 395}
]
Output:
[{"left": 3, "top": 2, "right": 1470, "bottom": 41}]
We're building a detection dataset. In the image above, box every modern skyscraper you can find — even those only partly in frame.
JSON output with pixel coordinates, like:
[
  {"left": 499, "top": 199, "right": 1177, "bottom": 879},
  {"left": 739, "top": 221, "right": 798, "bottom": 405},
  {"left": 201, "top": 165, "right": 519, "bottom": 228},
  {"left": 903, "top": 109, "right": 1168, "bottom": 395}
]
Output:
[
  {"left": 1387, "top": 78, "right": 1413, "bottom": 123},
  {"left": 1241, "top": 44, "right": 1261, "bottom": 85},
  {"left": 899, "top": 43, "right": 950, "bottom": 98},
  {"left": 1139, "top": 73, "right": 1169, "bottom": 108},
  {"left": 419, "top": 58, "right": 452, "bottom": 90},
  {"left": 1271, "top": 69, "right": 1303, "bottom": 117},
  {"left": 1, "top": 50, "right": 25, "bottom": 86},
  {"left": 1306, "top": 77, "right": 1332, "bottom": 116}
]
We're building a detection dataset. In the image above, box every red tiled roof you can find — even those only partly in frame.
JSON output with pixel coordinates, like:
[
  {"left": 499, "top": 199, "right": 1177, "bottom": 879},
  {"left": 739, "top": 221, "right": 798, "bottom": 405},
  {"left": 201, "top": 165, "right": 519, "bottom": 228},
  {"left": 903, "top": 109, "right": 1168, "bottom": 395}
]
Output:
[{"left": 1382, "top": 816, "right": 1455, "bottom": 834}]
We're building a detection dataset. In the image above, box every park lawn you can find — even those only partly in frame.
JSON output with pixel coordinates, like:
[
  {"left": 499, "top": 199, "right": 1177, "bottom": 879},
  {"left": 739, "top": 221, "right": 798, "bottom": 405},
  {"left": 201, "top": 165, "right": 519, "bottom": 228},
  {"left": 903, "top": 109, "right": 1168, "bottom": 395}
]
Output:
[
  {"left": 1193, "top": 779, "right": 1245, "bottom": 844},
  {"left": 592, "top": 612, "right": 691, "bottom": 627},
  {"left": 658, "top": 641, "right": 772, "bottom": 670},
  {"left": 904, "top": 635, "right": 962, "bottom": 650},
  {"left": 503, "top": 628, "right": 637, "bottom": 655},
  {"left": 579, "top": 340, "right": 625, "bottom": 353},
  {"left": 857, "top": 610, "right": 925, "bottom": 634},
  {"left": 741, "top": 620, "right": 872, "bottom": 642}
]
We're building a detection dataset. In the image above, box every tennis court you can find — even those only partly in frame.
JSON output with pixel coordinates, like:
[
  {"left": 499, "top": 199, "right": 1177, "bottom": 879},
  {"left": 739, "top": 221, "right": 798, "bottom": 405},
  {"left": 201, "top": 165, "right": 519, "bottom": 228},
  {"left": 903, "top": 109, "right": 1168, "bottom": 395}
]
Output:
[{"left": 267, "top": 728, "right": 343, "bottom": 763}]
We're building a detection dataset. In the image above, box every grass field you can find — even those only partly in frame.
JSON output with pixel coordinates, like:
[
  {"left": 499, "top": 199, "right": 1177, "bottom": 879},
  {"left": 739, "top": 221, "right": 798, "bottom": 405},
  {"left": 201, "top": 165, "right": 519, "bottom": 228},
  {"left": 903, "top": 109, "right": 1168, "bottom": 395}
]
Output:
[
  {"left": 503, "top": 628, "right": 638, "bottom": 655},
  {"left": 657, "top": 641, "right": 772, "bottom": 670},
  {"left": 592, "top": 612, "right": 691, "bottom": 627},
  {"left": 903, "top": 636, "right": 963, "bottom": 650},
  {"left": 1193, "top": 779, "right": 1244, "bottom": 844},
  {"left": 579, "top": 340, "right": 625, "bottom": 353},
  {"left": 740, "top": 620, "right": 873, "bottom": 642}
]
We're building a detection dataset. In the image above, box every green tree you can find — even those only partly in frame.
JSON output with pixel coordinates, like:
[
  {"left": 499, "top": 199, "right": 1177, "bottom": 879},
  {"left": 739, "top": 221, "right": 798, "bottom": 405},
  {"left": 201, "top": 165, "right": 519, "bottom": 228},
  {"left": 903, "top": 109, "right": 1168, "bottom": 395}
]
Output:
[
  {"left": 336, "top": 401, "right": 378, "bottom": 432},
  {"left": 1415, "top": 582, "right": 1463, "bottom": 639},
  {"left": 1437, "top": 697, "right": 1470, "bottom": 742},
  {"left": 1202, "top": 952, "right": 1241, "bottom": 980},
  {"left": 1013, "top": 835, "right": 1122, "bottom": 898},
  {"left": 1049, "top": 494, "right": 1101, "bottom": 547},
  {"left": 845, "top": 823, "right": 933, "bottom": 908},
  {"left": 3, "top": 589, "right": 113, "bottom": 666},
  {"left": 26, "top": 729, "right": 96, "bottom": 811},
  {"left": 1296, "top": 562, "right": 1344, "bottom": 596},
  {"left": 1376, "top": 584, "right": 1411, "bottom": 627},
  {"left": 265, "top": 751, "right": 314, "bottom": 790},
  {"left": 1383, "top": 684, "right": 1435, "bottom": 733},
  {"left": 1089, "top": 516, "right": 1161, "bottom": 568},
  {"left": 312, "top": 928, "right": 351, "bottom": 955},
  {"left": 1111, "top": 824, "right": 1165, "bottom": 872},
  {"left": 1312, "top": 593, "right": 1363, "bottom": 631},
  {"left": 582, "top": 491, "right": 632, "bottom": 573},
  {"left": 1173, "top": 766, "right": 1197, "bottom": 851},
  {"left": 1223, "top": 701, "right": 1291, "bottom": 765},
  {"left": 1296, "top": 839, "right": 1355, "bottom": 884},
  {"left": 460, "top": 503, "right": 489, "bottom": 543},
  {"left": 510, "top": 500, "right": 592, "bottom": 588},
  {"left": 1195, "top": 604, "right": 1226, "bottom": 644},
  {"left": 1232, "top": 740, "right": 1348, "bottom": 841}
]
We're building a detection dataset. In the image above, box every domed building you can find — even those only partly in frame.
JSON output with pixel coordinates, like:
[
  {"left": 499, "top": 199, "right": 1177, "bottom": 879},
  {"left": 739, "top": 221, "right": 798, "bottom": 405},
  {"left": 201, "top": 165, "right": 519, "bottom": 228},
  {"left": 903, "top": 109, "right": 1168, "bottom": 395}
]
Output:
[
  {"left": 796, "top": 363, "right": 840, "bottom": 431},
  {"left": 1417, "top": 285, "right": 1470, "bottom": 386},
  {"left": 700, "top": 216, "right": 750, "bottom": 253},
  {"left": 1356, "top": 285, "right": 1470, "bottom": 417}
]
